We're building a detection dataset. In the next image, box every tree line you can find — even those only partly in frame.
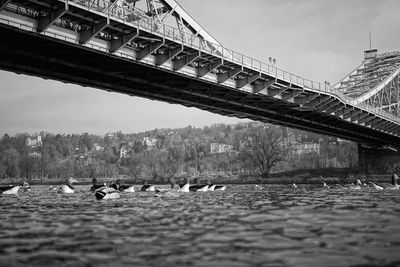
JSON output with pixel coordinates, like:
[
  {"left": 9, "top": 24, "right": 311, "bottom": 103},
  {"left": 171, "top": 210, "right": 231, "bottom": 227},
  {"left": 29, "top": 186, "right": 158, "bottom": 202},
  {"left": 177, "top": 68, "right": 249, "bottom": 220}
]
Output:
[{"left": 0, "top": 122, "right": 358, "bottom": 181}]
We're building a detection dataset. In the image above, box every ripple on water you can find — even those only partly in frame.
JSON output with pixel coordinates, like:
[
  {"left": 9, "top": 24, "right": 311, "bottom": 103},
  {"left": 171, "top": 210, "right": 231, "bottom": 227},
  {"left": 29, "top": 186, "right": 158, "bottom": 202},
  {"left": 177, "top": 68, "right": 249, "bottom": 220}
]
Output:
[{"left": 1, "top": 184, "right": 400, "bottom": 266}]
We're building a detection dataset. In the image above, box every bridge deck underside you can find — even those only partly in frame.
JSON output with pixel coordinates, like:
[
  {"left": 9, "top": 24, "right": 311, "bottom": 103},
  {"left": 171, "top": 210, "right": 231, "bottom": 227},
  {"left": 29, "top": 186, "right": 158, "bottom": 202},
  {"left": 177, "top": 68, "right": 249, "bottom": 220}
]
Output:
[{"left": 1, "top": 24, "right": 400, "bottom": 146}]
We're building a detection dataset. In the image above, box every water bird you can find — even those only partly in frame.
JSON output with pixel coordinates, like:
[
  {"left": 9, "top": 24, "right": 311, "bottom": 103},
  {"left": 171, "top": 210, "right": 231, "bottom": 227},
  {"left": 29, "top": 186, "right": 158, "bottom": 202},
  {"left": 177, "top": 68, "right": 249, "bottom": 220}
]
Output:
[
  {"left": 206, "top": 180, "right": 226, "bottom": 191},
  {"left": 322, "top": 182, "right": 331, "bottom": 189},
  {"left": 207, "top": 184, "right": 216, "bottom": 191},
  {"left": 189, "top": 178, "right": 209, "bottom": 192},
  {"left": 0, "top": 184, "right": 21, "bottom": 195},
  {"left": 369, "top": 182, "right": 383, "bottom": 190},
  {"left": 348, "top": 179, "right": 362, "bottom": 190},
  {"left": 141, "top": 180, "right": 156, "bottom": 192},
  {"left": 386, "top": 174, "right": 399, "bottom": 190},
  {"left": 95, "top": 187, "right": 120, "bottom": 200},
  {"left": 254, "top": 184, "right": 262, "bottom": 190},
  {"left": 90, "top": 178, "right": 106, "bottom": 192},
  {"left": 176, "top": 178, "right": 190, "bottom": 192},
  {"left": 111, "top": 179, "right": 135, "bottom": 192},
  {"left": 58, "top": 177, "right": 78, "bottom": 194},
  {"left": 214, "top": 185, "right": 226, "bottom": 191},
  {"left": 49, "top": 185, "right": 58, "bottom": 191},
  {"left": 292, "top": 183, "right": 298, "bottom": 189},
  {"left": 155, "top": 179, "right": 181, "bottom": 197},
  {"left": 20, "top": 181, "right": 31, "bottom": 192}
]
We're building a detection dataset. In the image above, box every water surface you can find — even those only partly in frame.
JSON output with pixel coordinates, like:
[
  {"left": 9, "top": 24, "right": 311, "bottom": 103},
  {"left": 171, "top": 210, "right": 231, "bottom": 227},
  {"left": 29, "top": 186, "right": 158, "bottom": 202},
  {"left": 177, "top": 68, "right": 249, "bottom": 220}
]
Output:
[{"left": 1, "top": 184, "right": 400, "bottom": 267}]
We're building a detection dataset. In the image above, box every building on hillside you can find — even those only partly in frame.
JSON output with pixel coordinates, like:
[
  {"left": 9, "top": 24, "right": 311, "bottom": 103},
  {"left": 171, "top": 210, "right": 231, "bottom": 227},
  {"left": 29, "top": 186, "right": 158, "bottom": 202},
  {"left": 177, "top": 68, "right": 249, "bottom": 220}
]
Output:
[
  {"left": 294, "top": 142, "right": 320, "bottom": 155},
  {"left": 77, "top": 155, "right": 91, "bottom": 165},
  {"left": 28, "top": 151, "right": 41, "bottom": 158},
  {"left": 105, "top": 132, "right": 116, "bottom": 139},
  {"left": 26, "top": 135, "right": 42, "bottom": 148},
  {"left": 143, "top": 137, "right": 158, "bottom": 150},
  {"left": 210, "top": 143, "right": 234, "bottom": 154},
  {"left": 120, "top": 145, "right": 130, "bottom": 158},
  {"left": 92, "top": 143, "right": 104, "bottom": 151}
]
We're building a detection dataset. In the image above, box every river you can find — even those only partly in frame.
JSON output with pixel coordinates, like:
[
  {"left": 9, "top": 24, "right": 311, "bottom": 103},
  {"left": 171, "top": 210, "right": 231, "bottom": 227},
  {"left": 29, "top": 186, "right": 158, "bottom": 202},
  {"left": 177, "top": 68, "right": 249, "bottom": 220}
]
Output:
[{"left": 0, "top": 184, "right": 399, "bottom": 266}]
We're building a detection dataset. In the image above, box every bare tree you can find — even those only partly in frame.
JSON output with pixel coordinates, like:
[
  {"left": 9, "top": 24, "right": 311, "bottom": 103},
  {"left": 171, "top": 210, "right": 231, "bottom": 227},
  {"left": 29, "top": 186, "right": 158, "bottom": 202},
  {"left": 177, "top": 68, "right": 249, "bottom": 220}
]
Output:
[{"left": 239, "top": 126, "right": 293, "bottom": 178}]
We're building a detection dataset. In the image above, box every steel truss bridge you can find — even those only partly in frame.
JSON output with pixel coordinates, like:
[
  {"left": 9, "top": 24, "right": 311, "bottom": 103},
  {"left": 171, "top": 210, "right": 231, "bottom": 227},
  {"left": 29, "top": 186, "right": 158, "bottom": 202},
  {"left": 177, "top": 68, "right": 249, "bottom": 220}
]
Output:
[{"left": 1, "top": 0, "right": 400, "bottom": 148}]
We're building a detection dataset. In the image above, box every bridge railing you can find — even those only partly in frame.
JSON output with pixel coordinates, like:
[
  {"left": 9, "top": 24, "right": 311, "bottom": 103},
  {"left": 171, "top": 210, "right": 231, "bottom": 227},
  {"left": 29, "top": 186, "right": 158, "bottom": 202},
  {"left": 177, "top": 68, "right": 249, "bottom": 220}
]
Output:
[{"left": 63, "top": 0, "right": 400, "bottom": 124}]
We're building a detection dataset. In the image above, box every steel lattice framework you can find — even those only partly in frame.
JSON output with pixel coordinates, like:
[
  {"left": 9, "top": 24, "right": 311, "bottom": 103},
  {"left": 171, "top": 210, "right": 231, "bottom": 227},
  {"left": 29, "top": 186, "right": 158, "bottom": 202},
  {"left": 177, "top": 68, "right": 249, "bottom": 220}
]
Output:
[{"left": 334, "top": 50, "right": 400, "bottom": 120}]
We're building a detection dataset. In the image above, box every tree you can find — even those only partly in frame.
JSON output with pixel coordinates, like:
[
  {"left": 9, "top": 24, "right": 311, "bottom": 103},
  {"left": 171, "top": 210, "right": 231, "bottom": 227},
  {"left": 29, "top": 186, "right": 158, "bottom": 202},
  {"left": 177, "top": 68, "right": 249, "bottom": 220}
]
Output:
[
  {"left": 122, "top": 152, "right": 145, "bottom": 180},
  {"left": 238, "top": 126, "right": 293, "bottom": 178},
  {"left": 1, "top": 148, "right": 20, "bottom": 178}
]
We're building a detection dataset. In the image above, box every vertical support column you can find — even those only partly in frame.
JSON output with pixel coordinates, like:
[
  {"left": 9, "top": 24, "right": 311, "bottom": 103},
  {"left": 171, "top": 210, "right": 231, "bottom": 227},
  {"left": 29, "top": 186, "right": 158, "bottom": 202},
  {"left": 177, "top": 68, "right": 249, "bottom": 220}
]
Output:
[{"left": 358, "top": 144, "right": 400, "bottom": 174}]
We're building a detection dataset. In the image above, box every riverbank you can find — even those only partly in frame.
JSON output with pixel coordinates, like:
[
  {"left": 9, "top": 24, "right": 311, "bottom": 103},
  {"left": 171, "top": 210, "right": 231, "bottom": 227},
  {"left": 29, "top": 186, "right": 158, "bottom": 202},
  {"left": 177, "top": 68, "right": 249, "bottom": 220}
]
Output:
[{"left": 1, "top": 168, "right": 397, "bottom": 186}]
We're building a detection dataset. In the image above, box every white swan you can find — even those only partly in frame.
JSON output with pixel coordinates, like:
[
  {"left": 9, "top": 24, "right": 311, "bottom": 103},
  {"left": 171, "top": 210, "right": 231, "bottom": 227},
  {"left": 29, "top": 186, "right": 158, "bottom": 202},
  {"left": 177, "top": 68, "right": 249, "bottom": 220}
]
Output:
[{"left": 58, "top": 177, "right": 78, "bottom": 194}]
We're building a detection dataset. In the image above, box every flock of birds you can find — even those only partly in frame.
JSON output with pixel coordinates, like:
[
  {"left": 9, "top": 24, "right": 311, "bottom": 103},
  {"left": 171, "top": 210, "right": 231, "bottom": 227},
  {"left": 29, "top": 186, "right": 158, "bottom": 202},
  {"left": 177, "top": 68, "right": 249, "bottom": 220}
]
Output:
[
  {"left": 1, "top": 174, "right": 399, "bottom": 199},
  {"left": 287, "top": 174, "right": 399, "bottom": 191},
  {"left": 0, "top": 177, "right": 226, "bottom": 200}
]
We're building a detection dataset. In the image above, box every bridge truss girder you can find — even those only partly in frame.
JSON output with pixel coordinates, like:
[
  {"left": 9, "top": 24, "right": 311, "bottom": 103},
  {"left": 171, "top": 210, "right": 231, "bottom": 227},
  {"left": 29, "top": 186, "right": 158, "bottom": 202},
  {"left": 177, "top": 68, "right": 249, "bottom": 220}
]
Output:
[{"left": 364, "top": 73, "right": 400, "bottom": 117}]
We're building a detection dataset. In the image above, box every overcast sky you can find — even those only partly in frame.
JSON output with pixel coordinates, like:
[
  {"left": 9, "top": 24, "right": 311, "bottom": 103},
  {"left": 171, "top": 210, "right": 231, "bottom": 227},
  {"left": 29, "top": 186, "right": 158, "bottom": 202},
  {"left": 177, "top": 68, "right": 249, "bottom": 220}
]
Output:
[{"left": 1, "top": 0, "right": 399, "bottom": 136}]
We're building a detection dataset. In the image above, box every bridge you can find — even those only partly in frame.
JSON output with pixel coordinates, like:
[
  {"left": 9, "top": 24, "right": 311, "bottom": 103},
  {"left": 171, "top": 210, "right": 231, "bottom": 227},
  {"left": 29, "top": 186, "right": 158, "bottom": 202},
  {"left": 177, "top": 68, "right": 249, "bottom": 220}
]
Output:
[{"left": 1, "top": 0, "right": 400, "bottom": 172}]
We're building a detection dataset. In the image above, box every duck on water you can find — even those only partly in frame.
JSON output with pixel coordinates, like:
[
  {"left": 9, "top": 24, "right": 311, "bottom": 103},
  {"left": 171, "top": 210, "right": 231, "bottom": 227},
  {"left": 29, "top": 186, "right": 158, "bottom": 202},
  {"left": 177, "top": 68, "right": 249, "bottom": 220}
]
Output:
[
  {"left": 141, "top": 180, "right": 157, "bottom": 192},
  {"left": 176, "top": 178, "right": 225, "bottom": 192},
  {"left": 110, "top": 179, "right": 135, "bottom": 192},
  {"left": 370, "top": 174, "right": 399, "bottom": 190},
  {"left": 58, "top": 177, "right": 78, "bottom": 194},
  {"left": 90, "top": 178, "right": 106, "bottom": 192},
  {"left": 0, "top": 181, "right": 31, "bottom": 195},
  {"left": 95, "top": 187, "right": 120, "bottom": 200},
  {"left": 0, "top": 184, "right": 21, "bottom": 195}
]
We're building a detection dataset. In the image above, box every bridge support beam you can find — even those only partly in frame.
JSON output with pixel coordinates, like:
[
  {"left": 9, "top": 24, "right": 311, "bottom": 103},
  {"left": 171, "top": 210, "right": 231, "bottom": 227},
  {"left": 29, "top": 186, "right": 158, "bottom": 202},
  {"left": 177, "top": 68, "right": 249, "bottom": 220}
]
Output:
[
  {"left": 79, "top": 18, "right": 109, "bottom": 44},
  {"left": 37, "top": 4, "right": 68, "bottom": 32},
  {"left": 325, "top": 102, "right": 344, "bottom": 113},
  {"left": 196, "top": 58, "right": 222, "bottom": 77},
  {"left": 217, "top": 67, "right": 242, "bottom": 83},
  {"left": 109, "top": 30, "right": 139, "bottom": 53},
  {"left": 267, "top": 86, "right": 289, "bottom": 97},
  {"left": 358, "top": 144, "right": 400, "bottom": 174},
  {"left": 172, "top": 51, "right": 200, "bottom": 71},
  {"left": 294, "top": 93, "right": 319, "bottom": 105},
  {"left": 155, "top": 46, "right": 182, "bottom": 66},
  {"left": 236, "top": 73, "right": 260, "bottom": 89},
  {"left": 136, "top": 40, "right": 164, "bottom": 60},
  {"left": 281, "top": 90, "right": 303, "bottom": 102},
  {"left": 252, "top": 79, "right": 275, "bottom": 93},
  {"left": 0, "top": 0, "right": 12, "bottom": 12}
]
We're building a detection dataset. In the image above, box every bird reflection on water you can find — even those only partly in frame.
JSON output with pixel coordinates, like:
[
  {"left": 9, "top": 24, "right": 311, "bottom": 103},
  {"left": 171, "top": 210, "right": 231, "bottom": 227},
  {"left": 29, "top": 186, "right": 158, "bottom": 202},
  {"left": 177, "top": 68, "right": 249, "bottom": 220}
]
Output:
[{"left": 0, "top": 184, "right": 400, "bottom": 266}]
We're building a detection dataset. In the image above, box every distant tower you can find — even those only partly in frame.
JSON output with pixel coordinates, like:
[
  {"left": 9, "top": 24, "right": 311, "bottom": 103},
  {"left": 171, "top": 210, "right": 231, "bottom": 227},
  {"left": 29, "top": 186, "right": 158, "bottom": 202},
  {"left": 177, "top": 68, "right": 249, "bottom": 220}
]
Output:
[{"left": 363, "top": 31, "right": 377, "bottom": 62}]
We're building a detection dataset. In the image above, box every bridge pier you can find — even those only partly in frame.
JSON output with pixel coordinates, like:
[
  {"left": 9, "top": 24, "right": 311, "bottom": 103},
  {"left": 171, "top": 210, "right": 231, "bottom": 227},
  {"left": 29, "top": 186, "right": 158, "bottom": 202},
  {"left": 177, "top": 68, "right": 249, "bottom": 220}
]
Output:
[{"left": 358, "top": 144, "right": 400, "bottom": 174}]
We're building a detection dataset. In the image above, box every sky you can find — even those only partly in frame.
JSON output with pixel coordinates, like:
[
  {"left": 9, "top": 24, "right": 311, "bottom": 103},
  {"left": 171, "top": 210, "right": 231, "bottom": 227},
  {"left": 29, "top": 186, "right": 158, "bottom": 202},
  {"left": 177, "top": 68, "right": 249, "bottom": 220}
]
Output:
[{"left": 1, "top": 0, "right": 399, "bottom": 136}]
